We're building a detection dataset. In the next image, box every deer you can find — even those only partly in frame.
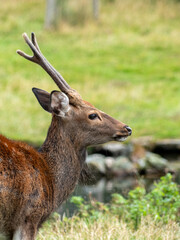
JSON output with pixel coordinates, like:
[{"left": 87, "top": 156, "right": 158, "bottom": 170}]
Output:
[{"left": 0, "top": 33, "right": 132, "bottom": 240}]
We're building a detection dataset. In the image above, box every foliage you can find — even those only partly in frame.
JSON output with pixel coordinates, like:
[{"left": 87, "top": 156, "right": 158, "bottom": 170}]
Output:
[
  {"left": 71, "top": 174, "right": 180, "bottom": 229},
  {"left": 36, "top": 174, "right": 180, "bottom": 239}
]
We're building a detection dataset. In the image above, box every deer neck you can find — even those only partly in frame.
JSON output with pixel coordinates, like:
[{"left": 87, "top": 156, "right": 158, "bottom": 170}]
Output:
[{"left": 39, "top": 116, "right": 86, "bottom": 206}]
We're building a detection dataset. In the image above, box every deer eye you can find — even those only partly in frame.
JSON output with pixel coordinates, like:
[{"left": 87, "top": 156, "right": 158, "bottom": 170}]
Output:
[{"left": 88, "top": 113, "right": 98, "bottom": 120}]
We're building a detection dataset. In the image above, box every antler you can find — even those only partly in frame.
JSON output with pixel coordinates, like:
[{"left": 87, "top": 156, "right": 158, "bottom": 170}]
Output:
[{"left": 17, "top": 32, "right": 71, "bottom": 93}]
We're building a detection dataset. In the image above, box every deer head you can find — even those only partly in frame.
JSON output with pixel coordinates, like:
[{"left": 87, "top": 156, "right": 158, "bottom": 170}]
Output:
[{"left": 17, "top": 33, "right": 132, "bottom": 148}]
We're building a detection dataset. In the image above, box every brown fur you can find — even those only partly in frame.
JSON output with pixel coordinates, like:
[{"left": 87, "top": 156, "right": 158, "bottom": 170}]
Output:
[{"left": 0, "top": 135, "right": 53, "bottom": 238}]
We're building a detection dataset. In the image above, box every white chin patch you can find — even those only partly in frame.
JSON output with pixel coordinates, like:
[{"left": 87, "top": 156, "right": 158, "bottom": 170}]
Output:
[{"left": 116, "top": 136, "right": 128, "bottom": 142}]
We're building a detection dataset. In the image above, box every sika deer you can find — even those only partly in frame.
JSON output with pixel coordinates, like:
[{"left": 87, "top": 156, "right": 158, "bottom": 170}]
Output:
[{"left": 0, "top": 33, "right": 132, "bottom": 240}]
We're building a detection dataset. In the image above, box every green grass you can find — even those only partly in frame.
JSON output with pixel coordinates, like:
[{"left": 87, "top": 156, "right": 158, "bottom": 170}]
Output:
[{"left": 0, "top": 0, "right": 180, "bottom": 143}]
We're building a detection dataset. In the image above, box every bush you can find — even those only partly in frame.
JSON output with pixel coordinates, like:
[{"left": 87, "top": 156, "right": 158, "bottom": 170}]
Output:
[{"left": 71, "top": 174, "right": 180, "bottom": 229}]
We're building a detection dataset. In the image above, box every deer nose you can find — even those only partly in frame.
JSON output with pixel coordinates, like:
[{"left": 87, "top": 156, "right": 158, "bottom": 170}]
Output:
[{"left": 124, "top": 126, "right": 132, "bottom": 136}]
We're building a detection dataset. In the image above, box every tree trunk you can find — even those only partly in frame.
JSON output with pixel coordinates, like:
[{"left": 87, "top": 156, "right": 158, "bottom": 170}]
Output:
[
  {"left": 45, "top": 0, "right": 59, "bottom": 29},
  {"left": 92, "top": 0, "right": 99, "bottom": 20}
]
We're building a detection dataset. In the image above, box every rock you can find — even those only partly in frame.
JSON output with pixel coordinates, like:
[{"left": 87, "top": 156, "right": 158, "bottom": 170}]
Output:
[
  {"left": 131, "top": 136, "right": 155, "bottom": 151},
  {"left": 107, "top": 177, "right": 139, "bottom": 194},
  {"left": 105, "top": 157, "right": 115, "bottom": 169},
  {"left": 155, "top": 139, "right": 180, "bottom": 151},
  {"left": 153, "top": 139, "right": 180, "bottom": 160},
  {"left": 86, "top": 154, "right": 106, "bottom": 175},
  {"left": 137, "top": 152, "right": 168, "bottom": 171},
  {"left": 92, "top": 142, "right": 131, "bottom": 157},
  {"left": 105, "top": 157, "right": 116, "bottom": 178},
  {"left": 130, "top": 143, "right": 146, "bottom": 163},
  {"left": 168, "top": 161, "right": 180, "bottom": 173},
  {"left": 137, "top": 158, "right": 147, "bottom": 169},
  {"left": 146, "top": 152, "right": 168, "bottom": 170},
  {"left": 111, "top": 156, "right": 135, "bottom": 176}
]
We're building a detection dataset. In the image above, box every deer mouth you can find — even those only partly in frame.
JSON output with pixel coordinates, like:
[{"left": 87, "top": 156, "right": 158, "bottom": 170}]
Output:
[{"left": 113, "top": 135, "right": 129, "bottom": 142}]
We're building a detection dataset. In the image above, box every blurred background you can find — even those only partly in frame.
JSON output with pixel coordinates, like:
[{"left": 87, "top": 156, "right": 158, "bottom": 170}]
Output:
[
  {"left": 1, "top": 0, "right": 180, "bottom": 143},
  {"left": 0, "top": 0, "right": 180, "bottom": 211}
]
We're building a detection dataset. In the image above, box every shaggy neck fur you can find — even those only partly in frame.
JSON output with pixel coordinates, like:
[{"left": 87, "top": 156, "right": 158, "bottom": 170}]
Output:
[{"left": 39, "top": 115, "right": 86, "bottom": 208}]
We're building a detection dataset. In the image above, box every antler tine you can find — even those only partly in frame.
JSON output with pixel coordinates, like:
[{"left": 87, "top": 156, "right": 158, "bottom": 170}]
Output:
[
  {"left": 17, "top": 33, "right": 40, "bottom": 64},
  {"left": 31, "top": 32, "right": 70, "bottom": 90},
  {"left": 17, "top": 32, "right": 71, "bottom": 93},
  {"left": 31, "top": 32, "right": 41, "bottom": 53}
]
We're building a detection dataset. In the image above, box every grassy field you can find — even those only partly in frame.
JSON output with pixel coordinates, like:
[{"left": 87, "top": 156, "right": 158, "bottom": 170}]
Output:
[
  {"left": 0, "top": 0, "right": 180, "bottom": 143},
  {"left": 37, "top": 214, "right": 180, "bottom": 240}
]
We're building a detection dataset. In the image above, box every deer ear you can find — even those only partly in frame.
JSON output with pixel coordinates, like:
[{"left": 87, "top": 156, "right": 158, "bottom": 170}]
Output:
[
  {"left": 32, "top": 88, "right": 52, "bottom": 113},
  {"left": 50, "top": 91, "right": 70, "bottom": 117}
]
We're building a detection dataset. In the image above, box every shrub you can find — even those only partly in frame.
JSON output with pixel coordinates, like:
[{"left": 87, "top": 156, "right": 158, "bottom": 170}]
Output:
[{"left": 71, "top": 174, "right": 180, "bottom": 229}]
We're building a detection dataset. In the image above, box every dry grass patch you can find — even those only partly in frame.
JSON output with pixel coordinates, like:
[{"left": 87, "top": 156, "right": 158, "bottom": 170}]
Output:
[{"left": 37, "top": 214, "right": 180, "bottom": 240}]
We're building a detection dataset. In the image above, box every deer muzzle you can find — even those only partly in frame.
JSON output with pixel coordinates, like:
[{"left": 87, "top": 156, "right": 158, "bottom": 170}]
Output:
[{"left": 113, "top": 125, "right": 132, "bottom": 142}]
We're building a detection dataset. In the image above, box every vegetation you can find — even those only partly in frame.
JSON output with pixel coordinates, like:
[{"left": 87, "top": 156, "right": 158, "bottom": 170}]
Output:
[
  {"left": 1, "top": 1, "right": 180, "bottom": 239},
  {"left": 37, "top": 215, "right": 179, "bottom": 240},
  {"left": 37, "top": 174, "right": 180, "bottom": 239},
  {"left": 0, "top": 0, "right": 180, "bottom": 143}
]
